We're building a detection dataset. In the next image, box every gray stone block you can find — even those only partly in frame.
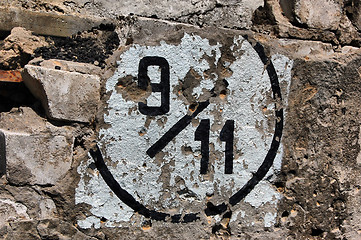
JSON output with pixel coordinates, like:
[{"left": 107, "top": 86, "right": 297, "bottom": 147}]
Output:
[
  {"left": 22, "top": 62, "right": 100, "bottom": 123},
  {"left": 0, "top": 199, "right": 30, "bottom": 226},
  {"left": 38, "top": 59, "right": 101, "bottom": 75},
  {"left": 0, "top": 107, "right": 74, "bottom": 186},
  {"left": 0, "top": 7, "right": 108, "bottom": 37},
  {"left": 293, "top": 0, "right": 342, "bottom": 30}
]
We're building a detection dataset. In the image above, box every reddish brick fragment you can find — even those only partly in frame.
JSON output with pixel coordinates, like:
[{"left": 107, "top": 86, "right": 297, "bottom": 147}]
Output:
[{"left": 0, "top": 70, "right": 22, "bottom": 83}]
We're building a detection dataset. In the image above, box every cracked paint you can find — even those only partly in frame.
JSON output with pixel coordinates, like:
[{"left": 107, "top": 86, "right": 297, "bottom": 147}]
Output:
[{"left": 76, "top": 33, "right": 293, "bottom": 228}]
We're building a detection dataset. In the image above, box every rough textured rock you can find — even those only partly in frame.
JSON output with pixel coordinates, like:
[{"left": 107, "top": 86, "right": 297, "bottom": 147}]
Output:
[
  {"left": 0, "top": 219, "right": 95, "bottom": 240},
  {"left": 178, "top": 0, "right": 264, "bottom": 28},
  {"left": 274, "top": 57, "right": 361, "bottom": 239},
  {"left": 5, "top": 186, "right": 57, "bottom": 220},
  {"left": 34, "top": 25, "right": 120, "bottom": 68},
  {"left": 0, "top": 27, "right": 48, "bottom": 70},
  {"left": 0, "top": 0, "right": 360, "bottom": 239},
  {"left": 0, "top": 199, "right": 30, "bottom": 226},
  {"left": 36, "top": 219, "right": 97, "bottom": 240},
  {"left": 258, "top": 0, "right": 361, "bottom": 47},
  {"left": 0, "top": 7, "right": 109, "bottom": 37},
  {"left": 294, "top": 0, "right": 342, "bottom": 30},
  {"left": 353, "top": 1, "right": 361, "bottom": 30},
  {"left": 0, "top": 131, "right": 5, "bottom": 176},
  {"left": 0, "top": 0, "right": 264, "bottom": 30},
  {"left": 37, "top": 59, "right": 101, "bottom": 75},
  {"left": 22, "top": 63, "right": 100, "bottom": 122},
  {"left": 0, "top": 107, "right": 74, "bottom": 185}
]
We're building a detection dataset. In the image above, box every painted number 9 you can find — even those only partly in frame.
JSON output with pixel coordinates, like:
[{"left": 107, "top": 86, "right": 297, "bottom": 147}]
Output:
[{"left": 138, "top": 56, "right": 170, "bottom": 116}]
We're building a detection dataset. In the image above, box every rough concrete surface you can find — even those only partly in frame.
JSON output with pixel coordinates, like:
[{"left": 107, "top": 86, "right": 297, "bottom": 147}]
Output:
[
  {"left": 0, "top": 0, "right": 360, "bottom": 239},
  {"left": 0, "top": 7, "right": 109, "bottom": 37},
  {"left": 22, "top": 63, "right": 100, "bottom": 123},
  {"left": 0, "top": 107, "right": 74, "bottom": 185},
  {"left": 0, "top": 27, "right": 48, "bottom": 70}
]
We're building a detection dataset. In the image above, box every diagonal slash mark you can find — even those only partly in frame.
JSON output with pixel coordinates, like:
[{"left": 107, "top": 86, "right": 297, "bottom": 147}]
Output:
[
  {"left": 91, "top": 37, "right": 283, "bottom": 222},
  {"left": 146, "top": 100, "right": 210, "bottom": 158}
]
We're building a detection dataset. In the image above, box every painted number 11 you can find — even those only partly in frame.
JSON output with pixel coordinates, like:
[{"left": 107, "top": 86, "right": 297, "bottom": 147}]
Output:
[{"left": 195, "top": 119, "right": 234, "bottom": 174}]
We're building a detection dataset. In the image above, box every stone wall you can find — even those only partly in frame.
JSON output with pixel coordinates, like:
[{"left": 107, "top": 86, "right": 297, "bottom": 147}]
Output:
[{"left": 0, "top": 0, "right": 360, "bottom": 239}]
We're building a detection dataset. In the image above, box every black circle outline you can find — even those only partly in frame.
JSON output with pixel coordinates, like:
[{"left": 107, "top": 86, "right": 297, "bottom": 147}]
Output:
[{"left": 90, "top": 38, "right": 283, "bottom": 223}]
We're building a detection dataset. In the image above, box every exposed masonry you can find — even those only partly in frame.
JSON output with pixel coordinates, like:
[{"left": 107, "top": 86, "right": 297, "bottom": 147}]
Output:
[
  {"left": 0, "top": 0, "right": 360, "bottom": 239},
  {"left": 3, "top": 0, "right": 360, "bottom": 47}
]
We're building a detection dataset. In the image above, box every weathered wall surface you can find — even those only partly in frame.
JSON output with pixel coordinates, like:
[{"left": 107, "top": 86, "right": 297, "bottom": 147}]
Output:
[{"left": 0, "top": 0, "right": 360, "bottom": 239}]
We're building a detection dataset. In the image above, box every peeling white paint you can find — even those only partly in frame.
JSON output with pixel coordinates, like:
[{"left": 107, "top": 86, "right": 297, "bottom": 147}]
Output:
[
  {"left": 230, "top": 210, "right": 246, "bottom": 222},
  {"left": 192, "top": 78, "right": 214, "bottom": 99},
  {"left": 264, "top": 212, "right": 277, "bottom": 228},
  {"left": 75, "top": 154, "right": 134, "bottom": 226},
  {"left": 244, "top": 182, "right": 282, "bottom": 208},
  {"left": 77, "top": 216, "right": 101, "bottom": 229},
  {"left": 76, "top": 33, "right": 293, "bottom": 228}
]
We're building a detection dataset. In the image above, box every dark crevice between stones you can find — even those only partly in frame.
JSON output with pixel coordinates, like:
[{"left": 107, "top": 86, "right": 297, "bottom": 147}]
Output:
[
  {"left": 345, "top": 1, "right": 354, "bottom": 21},
  {"left": 6, "top": 181, "right": 53, "bottom": 188},
  {"left": 34, "top": 23, "right": 120, "bottom": 69},
  {"left": 252, "top": 3, "right": 277, "bottom": 27},
  {"left": 212, "top": 224, "right": 223, "bottom": 234},
  {"left": 93, "top": 23, "right": 117, "bottom": 32},
  {"left": 344, "top": 0, "right": 361, "bottom": 32},
  {"left": 0, "top": 82, "right": 42, "bottom": 114},
  {"left": 0, "top": 31, "right": 11, "bottom": 41},
  {"left": 278, "top": 0, "right": 309, "bottom": 29},
  {"left": 0, "top": 131, "right": 5, "bottom": 178},
  {"left": 47, "top": 118, "right": 89, "bottom": 127},
  {"left": 311, "top": 228, "right": 324, "bottom": 236},
  {"left": 289, "top": 19, "right": 309, "bottom": 29},
  {"left": 279, "top": 0, "right": 295, "bottom": 22},
  {"left": 348, "top": 39, "right": 361, "bottom": 48},
  {"left": 274, "top": 180, "right": 285, "bottom": 189},
  {"left": 74, "top": 135, "right": 87, "bottom": 151},
  {"left": 19, "top": 52, "right": 32, "bottom": 68}
]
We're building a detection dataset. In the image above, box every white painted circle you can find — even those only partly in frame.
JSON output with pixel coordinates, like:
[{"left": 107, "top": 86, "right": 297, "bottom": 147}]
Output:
[{"left": 76, "top": 33, "right": 292, "bottom": 227}]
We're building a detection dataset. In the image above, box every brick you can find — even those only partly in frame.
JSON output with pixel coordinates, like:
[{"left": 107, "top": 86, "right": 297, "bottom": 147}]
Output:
[{"left": 0, "top": 70, "right": 22, "bottom": 83}]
